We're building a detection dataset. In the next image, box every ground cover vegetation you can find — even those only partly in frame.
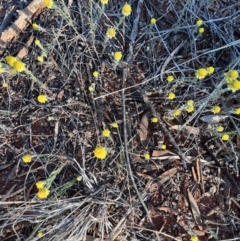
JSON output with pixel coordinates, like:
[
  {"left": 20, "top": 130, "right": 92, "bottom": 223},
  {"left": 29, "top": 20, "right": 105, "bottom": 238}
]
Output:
[{"left": 0, "top": 0, "right": 240, "bottom": 240}]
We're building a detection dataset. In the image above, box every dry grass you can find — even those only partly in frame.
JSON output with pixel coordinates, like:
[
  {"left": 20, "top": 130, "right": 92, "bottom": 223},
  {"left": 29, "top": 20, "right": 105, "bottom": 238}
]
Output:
[{"left": 0, "top": 0, "right": 240, "bottom": 240}]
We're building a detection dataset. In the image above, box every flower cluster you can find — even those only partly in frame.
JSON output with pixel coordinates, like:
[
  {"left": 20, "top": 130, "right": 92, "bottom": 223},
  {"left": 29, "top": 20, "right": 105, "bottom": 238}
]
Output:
[
  {"left": 144, "top": 152, "right": 151, "bottom": 160},
  {"left": 195, "top": 66, "right": 214, "bottom": 80},
  {"left": 6, "top": 56, "right": 26, "bottom": 72},
  {"left": 211, "top": 105, "right": 221, "bottom": 114},
  {"left": 185, "top": 100, "right": 195, "bottom": 113},
  {"left": 196, "top": 19, "right": 204, "bottom": 34},
  {"left": 224, "top": 70, "right": 240, "bottom": 92}
]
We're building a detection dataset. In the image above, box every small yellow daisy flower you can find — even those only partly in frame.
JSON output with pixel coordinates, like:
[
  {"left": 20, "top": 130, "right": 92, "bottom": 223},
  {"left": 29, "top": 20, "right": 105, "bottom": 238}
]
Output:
[
  {"left": 43, "top": 0, "right": 54, "bottom": 8},
  {"left": 93, "top": 71, "right": 99, "bottom": 77},
  {"left": 101, "top": 0, "right": 108, "bottom": 4},
  {"left": 224, "top": 70, "right": 238, "bottom": 83},
  {"left": 234, "top": 108, "right": 240, "bottom": 115},
  {"left": 102, "top": 129, "right": 111, "bottom": 137},
  {"left": 22, "top": 154, "right": 33, "bottom": 163},
  {"left": 160, "top": 144, "right": 166, "bottom": 150},
  {"left": 36, "top": 181, "right": 45, "bottom": 189},
  {"left": 190, "top": 236, "right": 199, "bottom": 241},
  {"left": 122, "top": 3, "right": 132, "bottom": 16},
  {"left": 111, "top": 122, "right": 119, "bottom": 128},
  {"left": 144, "top": 152, "right": 151, "bottom": 161},
  {"left": 106, "top": 27, "right": 116, "bottom": 39},
  {"left": 37, "top": 188, "right": 50, "bottom": 199},
  {"left": 167, "top": 75, "right": 174, "bottom": 82},
  {"left": 32, "top": 23, "right": 39, "bottom": 30},
  {"left": 76, "top": 176, "right": 82, "bottom": 181},
  {"left": 37, "top": 56, "right": 44, "bottom": 62},
  {"left": 198, "top": 27, "right": 204, "bottom": 34},
  {"left": 216, "top": 126, "right": 224, "bottom": 132},
  {"left": 150, "top": 18, "right": 157, "bottom": 25},
  {"left": 173, "top": 109, "right": 181, "bottom": 116},
  {"left": 196, "top": 68, "right": 207, "bottom": 79},
  {"left": 151, "top": 117, "right": 158, "bottom": 123},
  {"left": 6, "top": 55, "right": 17, "bottom": 66},
  {"left": 2, "top": 82, "right": 8, "bottom": 88},
  {"left": 196, "top": 19, "right": 203, "bottom": 27},
  {"left": 13, "top": 60, "right": 25, "bottom": 72},
  {"left": 168, "top": 92, "right": 176, "bottom": 100},
  {"left": 88, "top": 85, "right": 94, "bottom": 92},
  {"left": 37, "top": 231, "right": 43, "bottom": 238},
  {"left": 186, "top": 104, "right": 194, "bottom": 113},
  {"left": 229, "top": 80, "right": 240, "bottom": 92},
  {"left": 37, "top": 94, "right": 47, "bottom": 103},
  {"left": 222, "top": 134, "right": 230, "bottom": 141},
  {"left": 207, "top": 66, "right": 215, "bottom": 74},
  {"left": 94, "top": 146, "right": 107, "bottom": 159},
  {"left": 0, "top": 65, "right": 4, "bottom": 74},
  {"left": 35, "top": 39, "right": 41, "bottom": 46},
  {"left": 187, "top": 100, "right": 194, "bottom": 105},
  {"left": 211, "top": 105, "right": 221, "bottom": 114},
  {"left": 114, "top": 51, "right": 122, "bottom": 61}
]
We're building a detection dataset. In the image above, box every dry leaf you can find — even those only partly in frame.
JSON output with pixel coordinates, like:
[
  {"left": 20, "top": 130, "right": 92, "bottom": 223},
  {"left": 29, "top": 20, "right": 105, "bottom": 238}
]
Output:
[
  {"left": 151, "top": 150, "right": 175, "bottom": 157},
  {"left": 192, "top": 229, "right": 207, "bottom": 236},
  {"left": 200, "top": 115, "right": 228, "bottom": 123},
  {"left": 188, "top": 190, "right": 202, "bottom": 229},
  {"left": 156, "top": 167, "right": 177, "bottom": 185},
  {"left": 171, "top": 125, "right": 200, "bottom": 135},
  {"left": 57, "top": 90, "right": 64, "bottom": 101},
  {"left": 138, "top": 113, "right": 149, "bottom": 141}
]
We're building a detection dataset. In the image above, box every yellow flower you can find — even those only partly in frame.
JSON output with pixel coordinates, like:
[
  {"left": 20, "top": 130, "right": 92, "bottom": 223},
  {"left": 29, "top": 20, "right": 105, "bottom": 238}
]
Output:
[
  {"left": 37, "top": 56, "right": 44, "bottom": 62},
  {"left": 94, "top": 146, "right": 107, "bottom": 159},
  {"left": 2, "top": 82, "right": 8, "bottom": 88},
  {"left": 32, "top": 23, "right": 39, "bottom": 30},
  {"left": 207, "top": 66, "right": 215, "bottom": 74},
  {"left": 167, "top": 75, "right": 174, "bottom": 82},
  {"left": 198, "top": 27, "right": 204, "bottom": 34},
  {"left": 114, "top": 51, "right": 122, "bottom": 61},
  {"left": 111, "top": 122, "right": 119, "bottom": 128},
  {"left": 76, "top": 176, "right": 82, "bottom": 181},
  {"left": 38, "top": 94, "right": 47, "bottom": 103},
  {"left": 150, "top": 18, "right": 157, "bottom": 25},
  {"left": 6, "top": 55, "right": 17, "bottom": 66},
  {"left": 122, "top": 3, "right": 132, "bottom": 16},
  {"left": 102, "top": 129, "right": 111, "bottom": 137},
  {"left": 144, "top": 152, "right": 151, "bottom": 160},
  {"left": 151, "top": 117, "right": 158, "bottom": 123},
  {"left": 187, "top": 100, "right": 194, "bottom": 105},
  {"left": 186, "top": 104, "right": 194, "bottom": 113},
  {"left": 37, "top": 231, "right": 43, "bottom": 238},
  {"left": 216, "top": 126, "right": 224, "bottom": 132},
  {"left": 168, "top": 92, "right": 176, "bottom": 100},
  {"left": 173, "top": 109, "right": 181, "bottom": 116},
  {"left": 196, "top": 19, "right": 203, "bottom": 27},
  {"left": 160, "top": 144, "right": 166, "bottom": 150},
  {"left": 88, "top": 85, "right": 94, "bottom": 92},
  {"left": 13, "top": 60, "right": 25, "bottom": 72},
  {"left": 225, "top": 70, "right": 238, "bottom": 83},
  {"left": 43, "top": 0, "right": 54, "bottom": 8},
  {"left": 93, "top": 71, "right": 99, "bottom": 77},
  {"left": 106, "top": 27, "right": 116, "bottom": 39},
  {"left": 234, "top": 108, "right": 240, "bottom": 115},
  {"left": 229, "top": 80, "right": 240, "bottom": 92},
  {"left": 36, "top": 181, "right": 45, "bottom": 189},
  {"left": 22, "top": 154, "right": 33, "bottom": 163},
  {"left": 190, "top": 236, "right": 199, "bottom": 241},
  {"left": 101, "top": 0, "right": 108, "bottom": 4},
  {"left": 196, "top": 68, "right": 207, "bottom": 79},
  {"left": 37, "top": 188, "right": 50, "bottom": 199},
  {"left": 211, "top": 105, "right": 221, "bottom": 114},
  {"left": 222, "top": 134, "right": 229, "bottom": 141},
  {"left": 35, "top": 39, "right": 41, "bottom": 46}
]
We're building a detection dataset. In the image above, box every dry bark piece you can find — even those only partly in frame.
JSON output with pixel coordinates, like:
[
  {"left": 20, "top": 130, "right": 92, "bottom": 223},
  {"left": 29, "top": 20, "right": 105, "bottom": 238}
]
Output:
[
  {"left": 17, "top": 35, "right": 34, "bottom": 59},
  {"left": 0, "top": 0, "right": 45, "bottom": 55},
  {"left": 138, "top": 112, "right": 149, "bottom": 141},
  {"left": 188, "top": 190, "right": 203, "bottom": 230},
  {"left": 151, "top": 149, "right": 176, "bottom": 157},
  {"left": 156, "top": 167, "right": 177, "bottom": 185}
]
